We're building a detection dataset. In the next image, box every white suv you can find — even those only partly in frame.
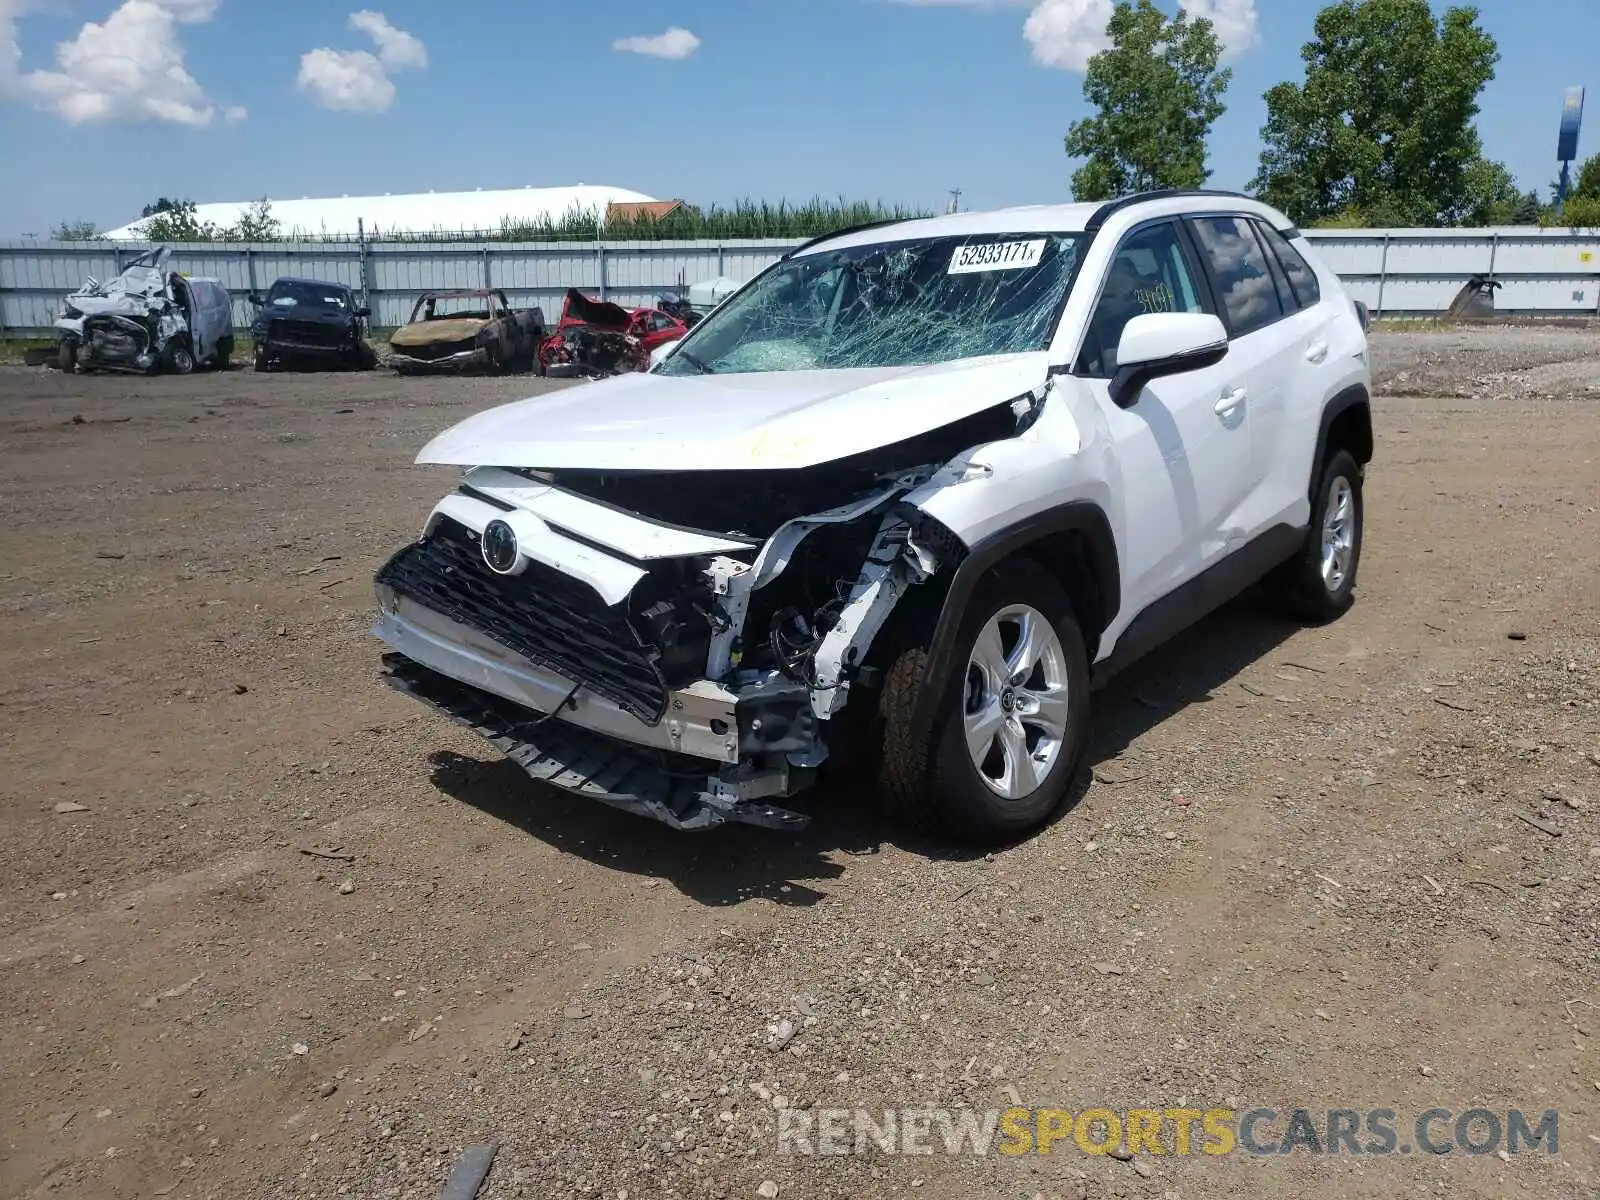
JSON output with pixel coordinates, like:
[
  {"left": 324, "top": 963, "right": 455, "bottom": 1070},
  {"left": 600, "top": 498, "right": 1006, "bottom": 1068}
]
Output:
[{"left": 373, "top": 190, "right": 1372, "bottom": 844}]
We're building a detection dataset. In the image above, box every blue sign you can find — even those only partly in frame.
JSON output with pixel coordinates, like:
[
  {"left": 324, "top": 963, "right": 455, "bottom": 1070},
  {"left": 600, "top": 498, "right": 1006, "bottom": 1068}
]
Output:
[{"left": 1559, "top": 86, "right": 1585, "bottom": 162}]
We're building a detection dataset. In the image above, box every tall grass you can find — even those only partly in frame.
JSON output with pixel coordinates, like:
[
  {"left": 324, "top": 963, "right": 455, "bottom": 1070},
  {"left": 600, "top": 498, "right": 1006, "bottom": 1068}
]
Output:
[{"left": 357, "top": 198, "right": 932, "bottom": 244}]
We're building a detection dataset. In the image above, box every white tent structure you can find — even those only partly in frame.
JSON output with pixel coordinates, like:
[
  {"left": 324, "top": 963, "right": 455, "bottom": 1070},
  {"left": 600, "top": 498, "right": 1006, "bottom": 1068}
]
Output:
[{"left": 103, "top": 184, "right": 658, "bottom": 240}]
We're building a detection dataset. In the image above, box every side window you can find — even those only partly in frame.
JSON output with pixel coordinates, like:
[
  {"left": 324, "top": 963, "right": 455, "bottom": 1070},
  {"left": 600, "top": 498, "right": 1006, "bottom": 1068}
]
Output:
[
  {"left": 1079, "top": 222, "right": 1206, "bottom": 377},
  {"left": 1189, "top": 216, "right": 1286, "bottom": 337},
  {"left": 1254, "top": 221, "right": 1322, "bottom": 309}
]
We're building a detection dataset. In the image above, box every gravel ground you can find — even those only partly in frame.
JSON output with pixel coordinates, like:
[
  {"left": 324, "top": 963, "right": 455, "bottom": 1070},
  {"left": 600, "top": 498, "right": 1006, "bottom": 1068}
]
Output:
[{"left": 0, "top": 328, "right": 1596, "bottom": 1200}]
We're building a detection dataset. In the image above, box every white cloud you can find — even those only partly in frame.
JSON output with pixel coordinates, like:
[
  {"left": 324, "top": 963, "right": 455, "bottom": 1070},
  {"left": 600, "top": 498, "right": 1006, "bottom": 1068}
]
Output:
[
  {"left": 891, "top": 0, "right": 1258, "bottom": 71},
  {"left": 0, "top": 0, "right": 237, "bottom": 125},
  {"left": 223, "top": 102, "right": 245, "bottom": 121},
  {"left": 348, "top": 9, "right": 424, "bottom": 70},
  {"left": 612, "top": 27, "right": 700, "bottom": 60},
  {"left": 1022, "top": 0, "right": 1112, "bottom": 71},
  {"left": 1178, "top": 0, "right": 1258, "bottom": 60},
  {"left": 297, "top": 10, "right": 425, "bottom": 113},
  {"left": 297, "top": 47, "right": 392, "bottom": 113}
]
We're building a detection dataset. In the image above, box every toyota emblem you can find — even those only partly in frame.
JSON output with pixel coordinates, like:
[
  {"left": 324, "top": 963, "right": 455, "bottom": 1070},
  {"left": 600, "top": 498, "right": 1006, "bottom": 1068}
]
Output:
[{"left": 481, "top": 519, "right": 519, "bottom": 574}]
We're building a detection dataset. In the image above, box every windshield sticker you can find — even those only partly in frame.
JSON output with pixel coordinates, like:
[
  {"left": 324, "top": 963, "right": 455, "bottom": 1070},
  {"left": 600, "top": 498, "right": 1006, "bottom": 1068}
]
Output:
[{"left": 948, "top": 239, "right": 1047, "bottom": 275}]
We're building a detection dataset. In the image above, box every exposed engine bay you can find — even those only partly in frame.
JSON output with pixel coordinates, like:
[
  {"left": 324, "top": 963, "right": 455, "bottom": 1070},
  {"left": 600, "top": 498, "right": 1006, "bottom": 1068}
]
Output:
[{"left": 54, "top": 246, "right": 233, "bottom": 375}]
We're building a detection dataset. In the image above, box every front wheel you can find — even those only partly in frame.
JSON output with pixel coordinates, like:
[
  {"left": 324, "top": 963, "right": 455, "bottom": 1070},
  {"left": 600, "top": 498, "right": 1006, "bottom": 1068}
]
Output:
[
  {"left": 58, "top": 339, "right": 78, "bottom": 374},
  {"left": 167, "top": 339, "right": 196, "bottom": 375},
  {"left": 872, "top": 560, "right": 1090, "bottom": 845},
  {"left": 1268, "top": 448, "right": 1364, "bottom": 621}
]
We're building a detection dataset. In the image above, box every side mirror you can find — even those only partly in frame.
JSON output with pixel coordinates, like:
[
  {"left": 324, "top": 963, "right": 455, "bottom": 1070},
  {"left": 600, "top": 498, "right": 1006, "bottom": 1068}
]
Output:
[
  {"left": 356, "top": 306, "right": 371, "bottom": 318},
  {"left": 247, "top": 293, "right": 263, "bottom": 306},
  {"left": 1109, "top": 312, "right": 1229, "bottom": 408},
  {"left": 648, "top": 340, "right": 679, "bottom": 370}
]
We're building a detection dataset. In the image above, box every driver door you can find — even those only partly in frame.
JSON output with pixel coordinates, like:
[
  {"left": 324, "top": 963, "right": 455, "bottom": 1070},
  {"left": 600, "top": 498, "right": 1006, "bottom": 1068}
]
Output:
[{"left": 1075, "top": 220, "right": 1251, "bottom": 624}]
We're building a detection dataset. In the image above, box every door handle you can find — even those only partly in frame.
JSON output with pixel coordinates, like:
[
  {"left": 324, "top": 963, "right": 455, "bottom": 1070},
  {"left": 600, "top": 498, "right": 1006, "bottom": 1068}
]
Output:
[
  {"left": 1305, "top": 340, "right": 1329, "bottom": 364},
  {"left": 1214, "top": 386, "right": 1247, "bottom": 416}
]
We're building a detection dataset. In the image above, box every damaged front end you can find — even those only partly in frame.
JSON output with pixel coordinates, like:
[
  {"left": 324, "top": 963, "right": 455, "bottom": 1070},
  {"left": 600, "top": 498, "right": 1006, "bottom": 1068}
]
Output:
[
  {"left": 378, "top": 224, "right": 1087, "bottom": 831},
  {"left": 54, "top": 246, "right": 228, "bottom": 375},
  {"left": 538, "top": 288, "right": 647, "bottom": 378},
  {"left": 372, "top": 397, "right": 1043, "bottom": 831}
]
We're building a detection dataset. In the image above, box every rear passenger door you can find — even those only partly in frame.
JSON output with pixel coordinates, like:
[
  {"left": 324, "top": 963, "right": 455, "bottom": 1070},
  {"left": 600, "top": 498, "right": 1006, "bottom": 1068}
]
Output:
[
  {"left": 1184, "top": 215, "right": 1303, "bottom": 545},
  {"left": 1249, "top": 220, "right": 1337, "bottom": 528}
]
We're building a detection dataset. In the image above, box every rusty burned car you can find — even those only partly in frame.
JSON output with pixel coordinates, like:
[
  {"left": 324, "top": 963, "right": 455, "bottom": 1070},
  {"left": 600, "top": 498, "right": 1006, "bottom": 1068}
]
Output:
[{"left": 388, "top": 289, "right": 545, "bottom": 375}]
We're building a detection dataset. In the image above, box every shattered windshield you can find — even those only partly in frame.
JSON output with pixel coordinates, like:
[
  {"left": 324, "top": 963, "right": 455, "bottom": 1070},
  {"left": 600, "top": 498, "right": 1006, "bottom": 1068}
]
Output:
[
  {"left": 657, "top": 233, "right": 1085, "bottom": 375},
  {"left": 267, "top": 280, "right": 350, "bottom": 310}
]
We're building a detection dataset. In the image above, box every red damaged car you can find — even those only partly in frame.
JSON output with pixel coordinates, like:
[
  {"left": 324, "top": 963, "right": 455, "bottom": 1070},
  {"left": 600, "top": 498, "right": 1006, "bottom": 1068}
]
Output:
[{"left": 538, "top": 288, "right": 688, "bottom": 378}]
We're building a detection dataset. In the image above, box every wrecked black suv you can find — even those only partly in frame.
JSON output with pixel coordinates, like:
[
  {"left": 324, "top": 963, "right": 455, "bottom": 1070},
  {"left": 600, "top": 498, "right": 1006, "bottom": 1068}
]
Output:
[{"left": 249, "top": 277, "right": 375, "bottom": 371}]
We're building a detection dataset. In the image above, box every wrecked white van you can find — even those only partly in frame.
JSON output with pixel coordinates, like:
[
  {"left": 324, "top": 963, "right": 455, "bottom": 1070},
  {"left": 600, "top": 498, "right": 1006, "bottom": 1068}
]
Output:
[{"left": 55, "top": 246, "right": 234, "bottom": 375}]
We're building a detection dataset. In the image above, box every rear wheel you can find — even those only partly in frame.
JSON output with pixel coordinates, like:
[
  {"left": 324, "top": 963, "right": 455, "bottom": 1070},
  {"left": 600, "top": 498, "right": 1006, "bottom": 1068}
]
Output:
[
  {"left": 214, "top": 336, "right": 233, "bottom": 371},
  {"left": 1268, "top": 448, "right": 1364, "bottom": 621},
  {"left": 873, "top": 560, "right": 1090, "bottom": 844}
]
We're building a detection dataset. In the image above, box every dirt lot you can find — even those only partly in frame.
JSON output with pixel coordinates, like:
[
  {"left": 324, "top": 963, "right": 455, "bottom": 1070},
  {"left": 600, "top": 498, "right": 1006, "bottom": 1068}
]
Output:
[{"left": 0, "top": 331, "right": 1596, "bottom": 1200}]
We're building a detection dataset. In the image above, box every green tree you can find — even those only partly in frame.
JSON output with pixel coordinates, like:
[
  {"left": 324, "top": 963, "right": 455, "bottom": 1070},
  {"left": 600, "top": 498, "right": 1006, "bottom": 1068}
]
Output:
[
  {"left": 1460, "top": 158, "right": 1520, "bottom": 226},
  {"left": 1064, "top": 0, "right": 1231, "bottom": 201},
  {"left": 224, "top": 197, "right": 280, "bottom": 242},
  {"left": 1567, "top": 153, "right": 1600, "bottom": 202},
  {"left": 1561, "top": 195, "right": 1600, "bottom": 229},
  {"left": 51, "top": 220, "right": 100, "bottom": 241},
  {"left": 1511, "top": 190, "right": 1545, "bottom": 226},
  {"left": 137, "top": 199, "right": 218, "bottom": 242},
  {"left": 1251, "top": 0, "right": 1499, "bottom": 226},
  {"left": 139, "top": 197, "right": 185, "bottom": 218}
]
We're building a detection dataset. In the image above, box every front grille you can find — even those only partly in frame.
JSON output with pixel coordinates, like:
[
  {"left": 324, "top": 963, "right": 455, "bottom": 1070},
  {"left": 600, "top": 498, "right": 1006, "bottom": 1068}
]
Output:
[
  {"left": 375, "top": 518, "right": 667, "bottom": 723},
  {"left": 394, "top": 337, "right": 476, "bottom": 362},
  {"left": 269, "top": 317, "right": 344, "bottom": 349}
]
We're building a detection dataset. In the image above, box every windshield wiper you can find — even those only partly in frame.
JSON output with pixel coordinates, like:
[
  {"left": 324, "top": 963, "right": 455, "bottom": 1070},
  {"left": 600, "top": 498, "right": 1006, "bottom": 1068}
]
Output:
[{"left": 673, "top": 348, "right": 716, "bottom": 375}]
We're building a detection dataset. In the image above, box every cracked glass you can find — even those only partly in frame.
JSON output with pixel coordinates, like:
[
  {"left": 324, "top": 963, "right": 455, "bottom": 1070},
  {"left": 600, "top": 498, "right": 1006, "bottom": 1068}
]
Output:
[{"left": 658, "top": 233, "right": 1086, "bottom": 376}]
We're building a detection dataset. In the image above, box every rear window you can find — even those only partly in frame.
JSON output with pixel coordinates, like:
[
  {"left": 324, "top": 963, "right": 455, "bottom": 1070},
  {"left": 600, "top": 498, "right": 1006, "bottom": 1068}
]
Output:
[{"left": 1255, "top": 222, "right": 1322, "bottom": 310}]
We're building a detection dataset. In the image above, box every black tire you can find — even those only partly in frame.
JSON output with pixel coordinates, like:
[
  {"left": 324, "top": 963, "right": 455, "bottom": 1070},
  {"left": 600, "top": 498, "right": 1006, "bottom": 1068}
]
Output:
[
  {"left": 168, "top": 338, "right": 196, "bottom": 375},
  {"left": 58, "top": 340, "right": 77, "bottom": 374},
  {"left": 214, "top": 336, "right": 233, "bottom": 371},
  {"left": 1269, "top": 448, "right": 1364, "bottom": 621},
  {"left": 871, "top": 559, "right": 1090, "bottom": 845}
]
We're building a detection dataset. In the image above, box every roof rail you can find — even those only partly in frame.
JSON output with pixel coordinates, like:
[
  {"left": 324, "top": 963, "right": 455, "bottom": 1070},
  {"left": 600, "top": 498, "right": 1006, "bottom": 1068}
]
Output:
[
  {"left": 783, "top": 217, "right": 913, "bottom": 260},
  {"left": 1084, "top": 189, "right": 1260, "bottom": 232}
]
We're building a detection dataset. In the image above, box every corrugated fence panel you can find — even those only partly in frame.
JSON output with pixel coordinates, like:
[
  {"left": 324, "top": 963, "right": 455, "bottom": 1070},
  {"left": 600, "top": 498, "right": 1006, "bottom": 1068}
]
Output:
[{"left": 8, "top": 229, "right": 1600, "bottom": 334}]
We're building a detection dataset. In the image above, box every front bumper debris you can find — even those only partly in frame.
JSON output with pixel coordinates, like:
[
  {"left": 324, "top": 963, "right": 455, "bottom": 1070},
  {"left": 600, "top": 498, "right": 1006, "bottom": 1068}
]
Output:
[
  {"left": 383, "top": 654, "right": 810, "bottom": 832},
  {"left": 390, "top": 346, "right": 489, "bottom": 372}
]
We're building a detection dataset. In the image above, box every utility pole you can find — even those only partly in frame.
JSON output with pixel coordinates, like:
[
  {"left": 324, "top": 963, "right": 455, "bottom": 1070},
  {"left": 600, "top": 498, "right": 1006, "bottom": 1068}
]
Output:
[{"left": 947, "top": 188, "right": 962, "bottom": 215}]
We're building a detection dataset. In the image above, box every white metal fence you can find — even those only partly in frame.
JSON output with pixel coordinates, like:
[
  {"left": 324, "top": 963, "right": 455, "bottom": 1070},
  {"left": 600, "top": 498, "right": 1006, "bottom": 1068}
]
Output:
[{"left": 3, "top": 226, "right": 1599, "bottom": 336}]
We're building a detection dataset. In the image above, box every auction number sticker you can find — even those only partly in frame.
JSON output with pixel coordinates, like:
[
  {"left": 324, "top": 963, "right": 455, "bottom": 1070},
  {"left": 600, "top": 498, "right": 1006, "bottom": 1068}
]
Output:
[{"left": 948, "top": 238, "right": 1047, "bottom": 275}]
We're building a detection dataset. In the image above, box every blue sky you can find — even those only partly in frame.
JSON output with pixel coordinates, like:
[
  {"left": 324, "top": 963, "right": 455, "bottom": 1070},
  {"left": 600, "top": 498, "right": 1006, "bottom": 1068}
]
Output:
[{"left": 0, "top": 0, "right": 1597, "bottom": 236}]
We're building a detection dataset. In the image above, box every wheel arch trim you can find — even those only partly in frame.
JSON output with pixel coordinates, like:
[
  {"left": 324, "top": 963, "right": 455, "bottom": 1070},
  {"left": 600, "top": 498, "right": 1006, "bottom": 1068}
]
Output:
[
  {"left": 906, "top": 500, "right": 1120, "bottom": 748},
  {"left": 1312, "top": 384, "right": 1373, "bottom": 501}
]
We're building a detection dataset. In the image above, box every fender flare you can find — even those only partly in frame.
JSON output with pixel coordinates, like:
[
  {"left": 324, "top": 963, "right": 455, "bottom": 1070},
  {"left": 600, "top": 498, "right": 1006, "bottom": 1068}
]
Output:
[
  {"left": 907, "top": 500, "right": 1120, "bottom": 747},
  {"left": 1311, "top": 384, "right": 1373, "bottom": 501}
]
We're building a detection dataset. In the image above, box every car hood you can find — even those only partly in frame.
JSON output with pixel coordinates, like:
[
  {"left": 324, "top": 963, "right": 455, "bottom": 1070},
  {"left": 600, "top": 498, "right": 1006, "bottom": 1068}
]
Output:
[
  {"left": 391, "top": 319, "right": 487, "bottom": 347},
  {"left": 558, "top": 288, "right": 632, "bottom": 331},
  {"left": 416, "top": 351, "right": 1051, "bottom": 472}
]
